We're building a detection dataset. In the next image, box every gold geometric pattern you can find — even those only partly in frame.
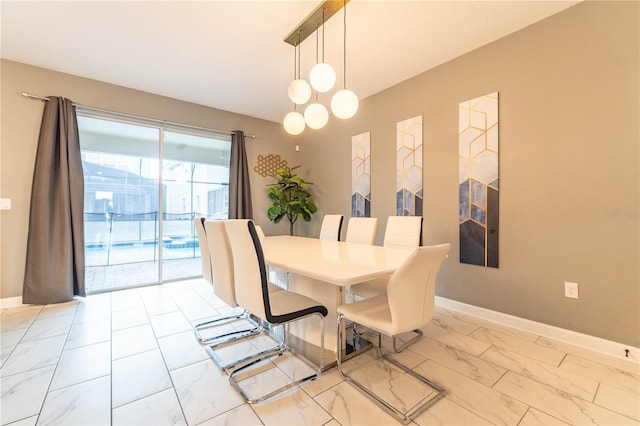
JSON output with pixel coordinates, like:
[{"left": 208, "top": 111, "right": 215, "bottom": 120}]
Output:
[
  {"left": 352, "top": 132, "right": 371, "bottom": 217},
  {"left": 254, "top": 154, "right": 289, "bottom": 177},
  {"left": 396, "top": 115, "right": 423, "bottom": 216},
  {"left": 459, "top": 92, "right": 499, "bottom": 268},
  {"left": 459, "top": 93, "right": 499, "bottom": 188}
]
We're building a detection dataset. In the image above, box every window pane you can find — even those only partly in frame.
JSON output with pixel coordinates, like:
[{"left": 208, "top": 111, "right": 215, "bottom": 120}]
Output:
[
  {"left": 79, "top": 116, "right": 161, "bottom": 291},
  {"left": 78, "top": 116, "right": 232, "bottom": 291},
  {"left": 161, "top": 131, "right": 231, "bottom": 280}
]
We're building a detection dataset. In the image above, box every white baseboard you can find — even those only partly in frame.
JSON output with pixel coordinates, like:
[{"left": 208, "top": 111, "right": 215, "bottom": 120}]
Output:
[
  {"left": 0, "top": 296, "right": 25, "bottom": 309},
  {"left": 435, "top": 296, "right": 639, "bottom": 364}
]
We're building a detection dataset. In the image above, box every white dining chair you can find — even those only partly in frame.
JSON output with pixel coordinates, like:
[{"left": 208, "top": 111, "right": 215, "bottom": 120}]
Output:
[
  {"left": 225, "top": 219, "right": 328, "bottom": 404},
  {"left": 319, "top": 214, "right": 343, "bottom": 241},
  {"left": 382, "top": 216, "right": 423, "bottom": 248},
  {"left": 254, "top": 224, "right": 266, "bottom": 242},
  {"left": 336, "top": 243, "right": 451, "bottom": 424},
  {"left": 351, "top": 216, "right": 423, "bottom": 299},
  {"left": 194, "top": 219, "right": 279, "bottom": 370},
  {"left": 194, "top": 217, "right": 213, "bottom": 285},
  {"left": 345, "top": 217, "right": 378, "bottom": 245},
  {"left": 194, "top": 217, "right": 244, "bottom": 345}
]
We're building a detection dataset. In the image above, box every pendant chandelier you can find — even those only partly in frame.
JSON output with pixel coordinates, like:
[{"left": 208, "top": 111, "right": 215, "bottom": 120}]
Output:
[
  {"left": 282, "top": 0, "right": 358, "bottom": 135},
  {"left": 283, "top": 40, "right": 308, "bottom": 136}
]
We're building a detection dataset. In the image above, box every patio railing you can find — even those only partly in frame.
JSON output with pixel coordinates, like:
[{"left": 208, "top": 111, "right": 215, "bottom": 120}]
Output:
[{"left": 85, "top": 211, "right": 207, "bottom": 266}]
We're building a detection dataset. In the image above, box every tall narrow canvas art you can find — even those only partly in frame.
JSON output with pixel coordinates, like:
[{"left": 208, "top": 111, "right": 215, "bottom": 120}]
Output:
[
  {"left": 459, "top": 92, "right": 499, "bottom": 267},
  {"left": 397, "top": 116, "right": 423, "bottom": 216},
  {"left": 352, "top": 132, "right": 371, "bottom": 217}
]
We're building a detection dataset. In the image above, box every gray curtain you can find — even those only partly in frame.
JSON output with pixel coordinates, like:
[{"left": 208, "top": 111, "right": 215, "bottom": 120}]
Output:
[
  {"left": 23, "top": 97, "right": 85, "bottom": 304},
  {"left": 228, "top": 130, "right": 253, "bottom": 219}
]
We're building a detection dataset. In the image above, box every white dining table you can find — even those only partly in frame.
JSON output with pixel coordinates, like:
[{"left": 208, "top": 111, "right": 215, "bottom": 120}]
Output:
[{"left": 261, "top": 235, "right": 413, "bottom": 365}]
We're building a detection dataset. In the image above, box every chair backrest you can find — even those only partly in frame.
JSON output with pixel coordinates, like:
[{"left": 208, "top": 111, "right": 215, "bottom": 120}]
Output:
[
  {"left": 204, "top": 220, "right": 237, "bottom": 308},
  {"left": 345, "top": 217, "right": 379, "bottom": 245},
  {"left": 383, "top": 216, "right": 423, "bottom": 248},
  {"left": 224, "top": 219, "right": 270, "bottom": 321},
  {"left": 387, "top": 243, "right": 451, "bottom": 335},
  {"left": 194, "top": 217, "right": 213, "bottom": 284},
  {"left": 319, "top": 214, "right": 343, "bottom": 241},
  {"left": 254, "top": 224, "right": 266, "bottom": 243}
]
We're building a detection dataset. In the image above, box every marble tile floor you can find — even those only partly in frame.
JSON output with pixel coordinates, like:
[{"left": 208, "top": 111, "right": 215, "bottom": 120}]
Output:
[{"left": 1, "top": 278, "right": 638, "bottom": 425}]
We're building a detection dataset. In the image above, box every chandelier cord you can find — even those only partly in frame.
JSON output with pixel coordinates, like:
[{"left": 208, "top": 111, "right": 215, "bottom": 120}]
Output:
[
  {"left": 296, "top": 32, "right": 302, "bottom": 79},
  {"left": 343, "top": 0, "right": 347, "bottom": 89},
  {"left": 315, "top": 25, "right": 319, "bottom": 65},
  {"left": 293, "top": 43, "right": 297, "bottom": 81},
  {"left": 314, "top": 23, "right": 320, "bottom": 102},
  {"left": 322, "top": 7, "right": 326, "bottom": 62}
]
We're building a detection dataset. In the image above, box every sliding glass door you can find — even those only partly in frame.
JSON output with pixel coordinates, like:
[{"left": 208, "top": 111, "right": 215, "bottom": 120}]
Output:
[
  {"left": 78, "top": 114, "right": 230, "bottom": 293},
  {"left": 160, "top": 130, "right": 230, "bottom": 281}
]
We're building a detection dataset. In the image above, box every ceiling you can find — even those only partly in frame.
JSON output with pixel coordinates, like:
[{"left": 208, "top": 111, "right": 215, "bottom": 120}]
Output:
[{"left": 1, "top": 1, "right": 579, "bottom": 124}]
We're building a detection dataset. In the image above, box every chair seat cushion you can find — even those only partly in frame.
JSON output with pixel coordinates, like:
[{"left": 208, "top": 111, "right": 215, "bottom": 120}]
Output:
[
  {"left": 267, "top": 283, "right": 284, "bottom": 293},
  {"left": 268, "top": 290, "right": 328, "bottom": 324},
  {"left": 350, "top": 277, "right": 388, "bottom": 299},
  {"left": 337, "top": 294, "right": 396, "bottom": 336}
]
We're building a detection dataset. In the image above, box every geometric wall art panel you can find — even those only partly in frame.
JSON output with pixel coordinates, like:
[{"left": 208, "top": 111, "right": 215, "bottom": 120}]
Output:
[
  {"left": 459, "top": 92, "right": 499, "bottom": 267},
  {"left": 352, "top": 132, "right": 371, "bottom": 217},
  {"left": 396, "top": 115, "right": 423, "bottom": 216}
]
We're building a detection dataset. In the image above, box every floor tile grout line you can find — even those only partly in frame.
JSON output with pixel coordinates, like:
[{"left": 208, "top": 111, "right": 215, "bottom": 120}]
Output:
[
  {"left": 564, "top": 351, "right": 640, "bottom": 378},
  {"left": 144, "top": 287, "right": 194, "bottom": 425},
  {"left": 425, "top": 357, "right": 530, "bottom": 420},
  {"left": 484, "top": 349, "right": 599, "bottom": 401},
  {"left": 44, "top": 372, "right": 112, "bottom": 394},
  {"left": 592, "top": 381, "right": 601, "bottom": 405},
  {"left": 178, "top": 283, "right": 280, "bottom": 425},
  {"left": 3, "top": 279, "right": 639, "bottom": 425},
  {"left": 558, "top": 352, "right": 640, "bottom": 395},
  {"left": 0, "top": 305, "right": 45, "bottom": 367},
  {"left": 515, "top": 405, "right": 532, "bottom": 425},
  {"left": 495, "top": 368, "right": 640, "bottom": 422},
  {"left": 557, "top": 351, "right": 569, "bottom": 368},
  {"left": 31, "top": 300, "right": 81, "bottom": 425}
]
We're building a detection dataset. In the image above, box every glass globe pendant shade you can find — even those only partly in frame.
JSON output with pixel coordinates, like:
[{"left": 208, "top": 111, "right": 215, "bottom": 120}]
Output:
[
  {"left": 287, "top": 79, "right": 311, "bottom": 105},
  {"left": 283, "top": 111, "right": 306, "bottom": 135},
  {"left": 309, "top": 63, "right": 336, "bottom": 93},
  {"left": 331, "top": 89, "right": 359, "bottom": 119},
  {"left": 304, "top": 102, "right": 329, "bottom": 129}
]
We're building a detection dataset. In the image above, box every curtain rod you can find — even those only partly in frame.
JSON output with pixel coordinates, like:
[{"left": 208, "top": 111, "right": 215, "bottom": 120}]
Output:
[{"left": 21, "top": 92, "right": 256, "bottom": 139}]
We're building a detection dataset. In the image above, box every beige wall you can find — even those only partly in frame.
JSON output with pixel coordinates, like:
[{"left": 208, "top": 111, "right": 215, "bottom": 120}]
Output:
[
  {"left": 298, "top": 1, "right": 639, "bottom": 347},
  {"left": 0, "top": 59, "right": 297, "bottom": 300}
]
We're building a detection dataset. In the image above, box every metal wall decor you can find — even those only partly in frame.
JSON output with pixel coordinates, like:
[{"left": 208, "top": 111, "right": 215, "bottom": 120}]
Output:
[
  {"left": 351, "top": 132, "right": 371, "bottom": 217},
  {"left": 396, "top": 116, "right": 423, "bottom": 216},
  {"left": 254, "top": 154, "right": 289, "bottom": 177},
  {"left": 459, "top": 92, "right": 499, "bottom": 267}
]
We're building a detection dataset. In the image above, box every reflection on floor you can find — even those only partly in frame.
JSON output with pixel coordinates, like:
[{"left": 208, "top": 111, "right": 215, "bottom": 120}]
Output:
[{"left": 1, "top": 278, "right": 638, "bottom": 425}]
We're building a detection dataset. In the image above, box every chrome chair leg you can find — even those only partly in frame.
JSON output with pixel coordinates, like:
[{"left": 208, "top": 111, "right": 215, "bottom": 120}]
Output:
[
  {"left": 392, "top": 329, "right": 423, "bottom": 353},
  {"left": 336, "top": 314, "right": 444, "bottom": 425},
  {"left": 194, "top": 310, "right": 261, "bottom": 345},
  {"left": 353, "top": 323, "right": 422, "bottom": 353},
  {"left": 205, "top": 322, "right": 284, "bottom": 370},
  {"left": 212, "top": 330, "right": 285, "bottom": 371},
  {"left": 228, "top": 313, "right": 325, "bottom": 404}
]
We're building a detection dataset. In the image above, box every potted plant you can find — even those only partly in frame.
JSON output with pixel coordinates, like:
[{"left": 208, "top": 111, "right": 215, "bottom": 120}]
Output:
[{"left": 267, "top": 165, "right": 317, "bottom": 235}]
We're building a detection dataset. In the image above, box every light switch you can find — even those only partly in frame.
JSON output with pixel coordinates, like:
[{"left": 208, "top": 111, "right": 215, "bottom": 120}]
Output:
[{"left": 0, "top": 198, "right": 11, "bottom": 210}]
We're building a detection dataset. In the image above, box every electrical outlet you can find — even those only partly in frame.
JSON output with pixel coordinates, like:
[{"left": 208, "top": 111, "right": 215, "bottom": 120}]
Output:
[
  {"left": 564, "top": 281, "right": 579, "bottom": 299},
  {"left": 0, "top": 198, "right": 11, "bottom": 210}
]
